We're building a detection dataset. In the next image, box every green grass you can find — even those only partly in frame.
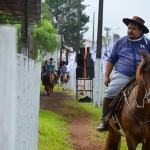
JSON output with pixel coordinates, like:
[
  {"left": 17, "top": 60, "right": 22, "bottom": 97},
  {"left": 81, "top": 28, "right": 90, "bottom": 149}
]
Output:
[
  {"left": 39, "top": 83, "right": 142, "bottom": 149},
  {"left": 38, "top": 110, "right": 73, "bottom": 150},
  {"left": 40, "top": 80, "right": 45, "bottom": 91},
  {"left": 59, "top": 101, "right": 142, "bottom": 150}
]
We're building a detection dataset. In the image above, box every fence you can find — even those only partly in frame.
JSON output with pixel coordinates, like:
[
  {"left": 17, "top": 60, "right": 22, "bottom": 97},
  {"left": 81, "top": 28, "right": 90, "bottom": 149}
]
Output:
[{"left": 0, "top": 26, "right": 41, "bottom": 150}]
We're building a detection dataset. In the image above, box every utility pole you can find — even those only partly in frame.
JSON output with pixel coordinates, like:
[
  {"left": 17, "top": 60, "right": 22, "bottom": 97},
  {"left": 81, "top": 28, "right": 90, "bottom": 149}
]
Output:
[
  {"left": 93, "top": 0, "right": 104, "bottom": 107},
  {"left": 21, "top": 0, "right": 28, "bottom": 56},
  {"left": 96, "top": 0, "right": 103, "bottom": 58},
  {"left": 66, "top": 0, "right": 71, "bottom": 62},
  {"left": 92, "top": 12, "right": 95, "bottom": 48},
  {"left": 58, "top": 6, "right": 65, "bottom": 62},
  {"left": 76, "top": 0, "right": 81, "bottom": 55},
  {"left": 29, "top": 22, "right": 34, "bottom": 59}
]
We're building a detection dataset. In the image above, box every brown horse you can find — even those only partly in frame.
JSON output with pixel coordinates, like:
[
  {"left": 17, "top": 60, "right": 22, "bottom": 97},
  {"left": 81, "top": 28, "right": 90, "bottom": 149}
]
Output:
[
  {"left": 60, "top": 72, "right": 69, "bottom": 90},
  {"left": 103, "top": 51, "right": 150, "bottom": 150},
  {"left": 45, "top": 71, "right": 55, "bottom": 95}
]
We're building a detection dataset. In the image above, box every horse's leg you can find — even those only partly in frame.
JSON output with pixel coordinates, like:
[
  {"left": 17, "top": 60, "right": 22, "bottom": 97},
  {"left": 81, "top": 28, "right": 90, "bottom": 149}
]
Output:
[
  {"left": 103, "top": 126, "right": 121, "bottom": 150},
  {"left": 51, "top": 86, "right": 54, "bottom": 95},
  {"left": 46, "top": 86, "right": 49, "bottom": 95},
  {"left": 142, "top": 143, "right": 150, "bottom": 150},
  {"left": 64, "top": 82, "right": 66, "bottom": 90},
  {"left": 62, "top": 82, "right": 65, "bottom": 90},
  {"left": 49, "top": 87, "right": 52, "bottom": 96},
  {"left": 50, "top": 88, "right": 52, "bottom": 95},
  {"left": 44, "top": 85, "right": 47, "bottom": 94},
  {"left": 125, "top": 135, "right": 138, "bottom": 150},
  {"left": 45, "top": 85, "right": 49, "bottom": 95}
]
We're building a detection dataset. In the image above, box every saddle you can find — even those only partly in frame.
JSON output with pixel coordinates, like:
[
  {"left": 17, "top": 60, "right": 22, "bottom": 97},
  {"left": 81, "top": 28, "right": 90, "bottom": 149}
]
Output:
[{"left": 104, "top": 76, "right": 137, "bottom": 122}]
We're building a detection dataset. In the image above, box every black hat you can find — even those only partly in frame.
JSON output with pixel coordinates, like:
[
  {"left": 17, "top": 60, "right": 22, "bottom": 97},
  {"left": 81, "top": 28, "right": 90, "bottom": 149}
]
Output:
[
  {"left": 49, "top": 58, "right": 54, "bottom": 60},
  {"left": 123, "top": 16, "right": 149, "bottom": 33}
]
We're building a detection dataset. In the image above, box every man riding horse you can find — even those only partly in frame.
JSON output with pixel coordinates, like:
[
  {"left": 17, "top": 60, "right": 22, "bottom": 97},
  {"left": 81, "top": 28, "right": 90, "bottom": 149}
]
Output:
[
  {"left": 42, "top": 58, "right": 58, "bottom": 86},
  {"left": 60, "top": 62, "right": 69, "bottom": 89},
  {"left": 97, "top": 16, "right": 150, "bottom": 132}
]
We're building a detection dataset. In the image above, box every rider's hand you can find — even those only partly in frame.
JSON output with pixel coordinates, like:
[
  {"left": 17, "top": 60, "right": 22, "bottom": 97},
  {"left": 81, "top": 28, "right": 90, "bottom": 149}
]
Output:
[{"left": 104, "top": 76, "right": 110, "bottom": 87}]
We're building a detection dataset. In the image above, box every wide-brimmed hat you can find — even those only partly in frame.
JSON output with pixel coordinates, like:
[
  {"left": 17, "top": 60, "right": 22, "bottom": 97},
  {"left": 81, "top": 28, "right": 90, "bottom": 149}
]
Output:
[
  {"left": 49, "top": 57, "right": 54, "bottom": 60},
  {"left": 123, "top": 16, "right": 149, "bottom": 33}
]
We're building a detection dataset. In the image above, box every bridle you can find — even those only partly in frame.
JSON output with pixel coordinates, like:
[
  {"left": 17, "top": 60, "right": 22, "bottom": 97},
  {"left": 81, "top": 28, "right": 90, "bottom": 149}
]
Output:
[
  {"left": 123, "top": 86, "right": 150, "bottom": 125},
  {"left": 123, "top": 57, "right": 150, "bottom": 124}
]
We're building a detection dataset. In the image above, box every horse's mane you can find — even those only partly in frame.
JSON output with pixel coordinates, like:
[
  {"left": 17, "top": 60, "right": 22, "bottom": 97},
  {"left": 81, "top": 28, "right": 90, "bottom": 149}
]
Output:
[{"left": 136, "top": 55, "right": 150, "bottom": 81}]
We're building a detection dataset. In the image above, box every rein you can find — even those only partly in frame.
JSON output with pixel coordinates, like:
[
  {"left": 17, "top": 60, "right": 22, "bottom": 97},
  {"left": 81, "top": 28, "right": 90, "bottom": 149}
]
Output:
[
  {"left": 123, "top": 87, "right": 150, "bottom": 125},
  {"left": 143, "top": 79, "right": 150, "bottom": 101}
]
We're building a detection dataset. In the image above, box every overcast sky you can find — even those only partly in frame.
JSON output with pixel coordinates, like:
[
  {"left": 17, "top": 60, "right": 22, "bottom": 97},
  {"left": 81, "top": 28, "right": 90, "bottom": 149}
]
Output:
[{"left": 82, "top": 0, "right": 150, "bottom": 41}]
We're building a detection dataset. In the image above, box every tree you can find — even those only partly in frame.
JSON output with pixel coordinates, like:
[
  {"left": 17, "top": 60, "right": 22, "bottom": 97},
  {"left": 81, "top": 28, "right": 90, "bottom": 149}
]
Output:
[
  {"left": 34, "top": 20, "right": 59, "bottom": 60},
  {"left": 41, "top": 2, "right": 53, "bottom": 21},
  {"left": 45, "top": 0, "right": 67, "bottom": 28},
  {"left": 45, "top": 0, "right": 90, "bottom": 50},
  {"left": 17, "top": 2, "right": 59, "bottom": 60}
]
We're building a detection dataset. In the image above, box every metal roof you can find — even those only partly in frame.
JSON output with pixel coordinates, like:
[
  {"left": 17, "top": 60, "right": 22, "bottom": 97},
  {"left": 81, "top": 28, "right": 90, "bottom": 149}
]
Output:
[{"left": 0, "top": 0, "right": 41, "bottom": 24}]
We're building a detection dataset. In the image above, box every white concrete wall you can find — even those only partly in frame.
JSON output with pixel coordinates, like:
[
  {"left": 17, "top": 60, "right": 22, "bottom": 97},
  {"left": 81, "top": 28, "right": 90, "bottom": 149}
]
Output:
[
  {"left": 16, "top": 55, "right": 41, "bottom": 150},
  {"left": 0, "top": 26, "right": 17, "bottom": 150},
  {"left": 0, "top": 26, "right": 41, "bottom": 150}
]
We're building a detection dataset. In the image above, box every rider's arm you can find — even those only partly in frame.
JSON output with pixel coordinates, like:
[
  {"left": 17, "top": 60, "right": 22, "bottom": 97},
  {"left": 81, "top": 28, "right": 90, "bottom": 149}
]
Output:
[{"left": 104, "top": 61, "right": 114, "bottom": 87}]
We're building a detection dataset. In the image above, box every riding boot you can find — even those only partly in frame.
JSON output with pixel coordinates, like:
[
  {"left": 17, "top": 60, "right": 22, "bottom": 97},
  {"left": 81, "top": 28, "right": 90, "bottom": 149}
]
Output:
[{"left": 97, "top": 97, "right": 114, "bottom": 132}]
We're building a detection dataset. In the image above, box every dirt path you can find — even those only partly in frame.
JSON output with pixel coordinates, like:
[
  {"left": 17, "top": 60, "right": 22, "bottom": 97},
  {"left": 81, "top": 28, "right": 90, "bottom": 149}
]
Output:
[{"left": 40, "top": 90, "right": 103, "bottom": 150}]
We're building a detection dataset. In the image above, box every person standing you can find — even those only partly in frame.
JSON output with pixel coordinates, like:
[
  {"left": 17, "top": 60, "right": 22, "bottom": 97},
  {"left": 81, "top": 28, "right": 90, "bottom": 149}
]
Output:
[{"left": 97, "top": 16, "right": 150, "bottom": 132}]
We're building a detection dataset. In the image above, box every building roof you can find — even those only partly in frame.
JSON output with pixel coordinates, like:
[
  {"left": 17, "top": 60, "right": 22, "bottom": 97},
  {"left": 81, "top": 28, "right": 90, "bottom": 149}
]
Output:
[{"left": 0, "top": 0, "right": 41, "bottom": 24}]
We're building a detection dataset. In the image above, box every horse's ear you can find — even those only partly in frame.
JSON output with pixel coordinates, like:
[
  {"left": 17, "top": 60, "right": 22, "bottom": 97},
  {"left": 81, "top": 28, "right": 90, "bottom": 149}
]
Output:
[{"left": 140, "top": 50, "right": 147, "bottom": 59}]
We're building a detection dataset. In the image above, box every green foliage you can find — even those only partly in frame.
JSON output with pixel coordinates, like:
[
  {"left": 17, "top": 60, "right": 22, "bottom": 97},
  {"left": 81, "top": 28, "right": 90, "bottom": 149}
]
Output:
[
  {"left": 45, "top": 0, "right": 90, "bottom": 50},
  {"left": 31, "top": 2, "right": 59, "bottom": 60},
  {"left": 45, "top": 0, "right": 67, "bottom": 27},
  {"left": 34, "top": 20, "right": 59, "bottom": 60},
  {"left": 13, "top": 2, "right": 59, "bottom": 60},
  {"left": 15, "top": 24, "right": 22, "bottom": 53},
  {"left": 38, "top": 110, "right": 73, "bottom": 150},
  {"left": 41, "top": 2, "right": 52, "bottom": 21}
]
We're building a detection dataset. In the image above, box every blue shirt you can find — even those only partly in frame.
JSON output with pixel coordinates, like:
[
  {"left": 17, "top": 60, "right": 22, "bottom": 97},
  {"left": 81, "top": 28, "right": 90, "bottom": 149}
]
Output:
[
  {"left": 60, "top": 66, "right": 67, "bottom": 73},
  {"left": 108, "top": 35, "right": 150, "bottom": 77}
]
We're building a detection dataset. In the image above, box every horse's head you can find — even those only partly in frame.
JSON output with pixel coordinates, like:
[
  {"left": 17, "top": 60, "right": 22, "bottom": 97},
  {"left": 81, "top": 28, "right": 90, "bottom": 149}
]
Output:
[{"left": 136, "top": 50, "right": 150, "bottom": 102}]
